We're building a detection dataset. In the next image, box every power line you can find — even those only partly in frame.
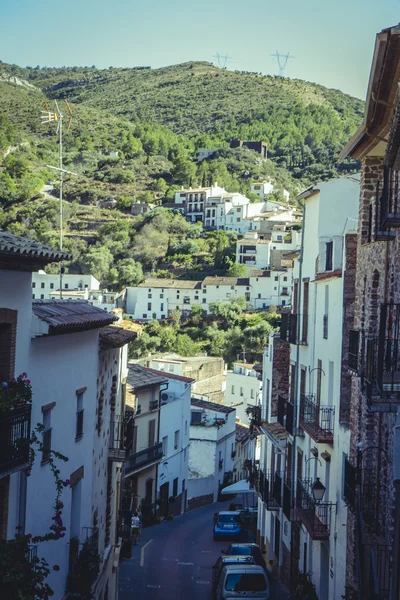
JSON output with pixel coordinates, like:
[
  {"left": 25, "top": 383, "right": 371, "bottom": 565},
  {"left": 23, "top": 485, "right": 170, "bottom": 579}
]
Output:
[{"left": 271, "top": 51, "right": 295, "bottom": 77}]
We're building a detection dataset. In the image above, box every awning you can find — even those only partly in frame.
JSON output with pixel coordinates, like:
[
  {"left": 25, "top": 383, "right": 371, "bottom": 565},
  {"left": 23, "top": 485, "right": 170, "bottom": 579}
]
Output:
[{"left": 220, "top": 479, "right": 255, "bottom": 495}]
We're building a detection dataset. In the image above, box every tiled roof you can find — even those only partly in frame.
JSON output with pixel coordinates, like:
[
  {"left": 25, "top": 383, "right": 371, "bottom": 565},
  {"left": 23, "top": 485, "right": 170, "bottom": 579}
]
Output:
[
  {"left": 138, "top": 278, "right": 202, "bottom": 290},
  {"left": 99, "top": 325, "right": 138, "bottom": 349},
  {"left": 202, "top": 276, "right": 249, "bottom": 287},
  {"left": 235, "top": 423, "right": 256, "bottom": 443},
  {"left": 32, "top": 300, "right": 117, "bottom": 332},
  {"left": 145, "top": 367, "right": 195, "bottom": 384},
  {"left": 191, "top": 398, "right": 235, "bottom": 414},
  {"left": 261, "top": 422, "right": 288, "bottom": 443},
  {"left": 249, "top": 270, "right": 271, "bottom": 278},
  {"left": 127, "top": 364, "right": 168, "bottom": 390},
  {"left": 0, "top": 232, "right": 71, "bottom": 262}
]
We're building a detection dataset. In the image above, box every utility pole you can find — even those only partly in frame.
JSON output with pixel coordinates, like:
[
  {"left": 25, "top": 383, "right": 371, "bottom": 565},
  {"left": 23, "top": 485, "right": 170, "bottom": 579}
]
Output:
[
  {"left": 271, "top": 51, "right": 295, "bottom": 77},
  {"left": 213, "top": 53, "right": 233, "bottom": 69},
  {"left": 41, "top": 100, "right": 76, "bottom": 297}
]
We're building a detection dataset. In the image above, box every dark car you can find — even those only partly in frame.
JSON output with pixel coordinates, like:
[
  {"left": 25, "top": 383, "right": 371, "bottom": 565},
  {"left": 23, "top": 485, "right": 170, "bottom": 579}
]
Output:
[
  {"left": 212, "top": 555, "right": 256, "bottom": 595},
  {"left": 222, "top": 543, "right": 267, "bottom": 571}
]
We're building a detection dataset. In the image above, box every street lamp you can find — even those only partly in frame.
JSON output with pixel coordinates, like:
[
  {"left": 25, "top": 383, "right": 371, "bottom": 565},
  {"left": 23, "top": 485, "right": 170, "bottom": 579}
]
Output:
[{"left": 311, "top": 477, "right": 326, "bottom": 504}]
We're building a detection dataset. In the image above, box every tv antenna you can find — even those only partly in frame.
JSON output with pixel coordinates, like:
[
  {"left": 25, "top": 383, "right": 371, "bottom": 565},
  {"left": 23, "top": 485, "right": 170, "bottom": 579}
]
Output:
[
  {"left": 213, "top": 53, "right": 233, "bottom": 69},
  {"left": 271, "top": 51, "right": 295, "bottom": 77},
  {"left": 41, "top": 99, "right": 77, "bottom": 298}
]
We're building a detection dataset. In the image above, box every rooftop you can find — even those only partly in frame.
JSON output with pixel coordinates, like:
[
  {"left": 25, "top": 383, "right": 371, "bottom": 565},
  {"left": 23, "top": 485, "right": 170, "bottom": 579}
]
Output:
[
  {"left": 203, "top": 276, "right": 249, "bottom": 287},
  {"left": 32, "top": 300, "right": 117, "bottom": 334},
  {"left": 0, "top": 232, "right": 71, "bottom": 269},
  {"left": 191, "top": 398, "right": 236, "bottom": 415},
  {"left": 138, "top": 278, "right": 202, "bottom": 290},
  {"left": 144, "top": 367, "right": 195, "bottom": 384},
  {"left": 261, "top": 422, "right": 288, "bottom": 443},
  {"left": 249, "top": 270, "right": 271, "bottom": 278},
  {"left": 99, "top": 325, "right": 138, "bottom": 349},
  {"left": 127, "top": 364, "right": 168, "bottom": 391},
  {"left": 235, "top": 423, "right": 256, "bottom": 443}
]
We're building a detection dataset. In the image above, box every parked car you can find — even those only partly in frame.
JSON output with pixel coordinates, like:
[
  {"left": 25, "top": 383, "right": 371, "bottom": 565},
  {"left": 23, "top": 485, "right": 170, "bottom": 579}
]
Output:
[
  {"left": 212, "top": 555, "right": 256, "bottom": 596},
  {"left": 213, "top": 511, "right": 246, "bottom": 541},
  {"left": 222, "top": 543, "right": 267, "bottom": 570},
  {"left": 215, "top": 564, "right": 270, "bottom": 600}
]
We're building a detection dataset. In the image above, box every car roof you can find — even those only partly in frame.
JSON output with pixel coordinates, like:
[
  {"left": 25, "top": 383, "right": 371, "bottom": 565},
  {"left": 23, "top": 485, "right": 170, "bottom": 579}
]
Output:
[
  {"left": 229, "top": 543, "right": 260, "bottom": 549},
  {"left": 222, "top": 564, "right": 265, "bottom": 573},
  {"left": 218, "top": 511, "right": 242, "bottom": 516},
  {"left": 221, "top": 556, "right": 256, "bottom": 563}
]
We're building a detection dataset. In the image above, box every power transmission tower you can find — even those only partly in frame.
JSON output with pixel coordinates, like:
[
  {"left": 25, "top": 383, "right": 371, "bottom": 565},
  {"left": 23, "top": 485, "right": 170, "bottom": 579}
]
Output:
[
  {"left": 271, "top": 51, "right": 295, "bottom": 77},
  {"left": 41, "top": 99, "right": 76, "bottom": 297},
  {"left": 213, "top": 53, "right": 233, "bottom": 69}
]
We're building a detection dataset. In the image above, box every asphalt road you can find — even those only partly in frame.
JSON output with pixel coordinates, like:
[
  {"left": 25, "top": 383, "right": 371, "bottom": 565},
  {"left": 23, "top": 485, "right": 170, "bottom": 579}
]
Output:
[{"left": 119, "top": 499, "right": 290, "bottom": 600}]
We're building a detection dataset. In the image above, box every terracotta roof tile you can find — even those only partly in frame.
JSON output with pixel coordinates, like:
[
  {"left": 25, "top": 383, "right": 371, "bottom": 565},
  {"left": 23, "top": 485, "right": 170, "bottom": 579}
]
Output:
[
  {"left": 202, "top": 276, "right": 249, "bottom": 286},
  {"left": 191, "top": 398, "right": 235, "bottom": 414},
  {"left": 127, "top": 364, "right": 168, "bottom": 390},
  {"left": 99, "top": 325, "right": 138, "bottom": 349},
  {"left": 32, "top": 299, "right": 117, "bottom": 332},
  {"left": 0, "top": 232, "right": 71, "bottom": 262},
  {"left": 138, "top": 278, "right": 202, "bottom": 290}
]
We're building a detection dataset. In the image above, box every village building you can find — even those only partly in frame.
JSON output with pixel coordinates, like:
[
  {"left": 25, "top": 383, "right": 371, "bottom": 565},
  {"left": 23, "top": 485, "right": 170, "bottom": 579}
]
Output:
[
  {"left": 233, "top": 424, "right": 258, "bottom": 483},
  {"left": 225, "top": 361, "right": 263, "bottom": 425},
  {"left": 255, "top": 175, "right": 359, "bottom": 598},
  {"left": 188, "top": 399, "right": 236, "bottom": 508}
]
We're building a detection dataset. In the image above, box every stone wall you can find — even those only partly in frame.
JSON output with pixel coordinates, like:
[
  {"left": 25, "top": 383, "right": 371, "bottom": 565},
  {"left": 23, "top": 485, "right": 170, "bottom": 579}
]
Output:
[
  {"left": 270, "top": 336, "right": 290, "bottom": 417},
  {"left": 345, "top": 156, "right": 398, "bottom": 591},
  {"left": 187, "top": 493, "right": 213, "bottom": 511}
]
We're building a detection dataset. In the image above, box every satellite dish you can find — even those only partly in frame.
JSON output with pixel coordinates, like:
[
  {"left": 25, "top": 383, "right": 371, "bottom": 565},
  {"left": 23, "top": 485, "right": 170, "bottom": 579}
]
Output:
[{"left": 161, "top": 393, "right": 169, "bottom": 401}]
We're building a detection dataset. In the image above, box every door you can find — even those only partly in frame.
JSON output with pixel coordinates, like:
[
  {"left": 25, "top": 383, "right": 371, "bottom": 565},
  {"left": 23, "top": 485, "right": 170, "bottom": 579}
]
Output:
[
  {"left": 159, "top": 482, "right": 169, "bottom": 517},
  {"left": 148, "top": 419, "right": 156, "bottom": 447}
]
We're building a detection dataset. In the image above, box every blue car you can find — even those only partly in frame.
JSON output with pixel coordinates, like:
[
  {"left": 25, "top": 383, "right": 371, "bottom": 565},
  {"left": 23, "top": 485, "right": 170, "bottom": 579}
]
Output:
[{"left": 213, "top": 511, "right": 245, "bottom": 541}]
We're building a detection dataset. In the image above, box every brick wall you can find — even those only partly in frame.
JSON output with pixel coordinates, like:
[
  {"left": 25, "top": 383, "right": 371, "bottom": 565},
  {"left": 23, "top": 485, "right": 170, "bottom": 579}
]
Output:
[{"left": 270, "top": 337, "right": 290, "bottom": 417}]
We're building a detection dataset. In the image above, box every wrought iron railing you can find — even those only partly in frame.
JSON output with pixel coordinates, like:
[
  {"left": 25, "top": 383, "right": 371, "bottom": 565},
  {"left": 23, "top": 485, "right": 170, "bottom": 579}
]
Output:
[
  {"left": 299, "top": 394, "right": 334, "bottom": 443},
  {"left": 82, "top": 526, "right": 99, "bottom": 554},
  {"left": 0, "top": 404, "right": 31, "bottom": 476},
  {"left": 125, "top": 442, "right": 163, "bottom": 476},
  {"left": 109, "top": 414, "right": 127, "bottom": 461},
  {"left": 149, "top": 400, "right": 159, "bottom": 411},
  {"left": 296, "top": 479, "right": 332, "bottom": 540},
  {"left": 256, "top": 469, "right": 282, "bottom": 510},
  {"left": 272, "top": 472, "right": 282, "bottom": 507}
]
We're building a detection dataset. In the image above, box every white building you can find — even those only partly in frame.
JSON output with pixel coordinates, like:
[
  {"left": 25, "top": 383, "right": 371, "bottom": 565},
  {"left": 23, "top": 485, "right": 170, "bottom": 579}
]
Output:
[
  {"left": 236, "top": 228, "right": 300, "bottom": 273},
  {"left": 250, "top": 181, "right": 290, "bottom": 204},
  {"left": 146, "top": 369, "right": 193, "bottom": 518},
  {"left": 226, "top": 362, "right": 263, "bottom": 425},
  {"left": 234, "top": 424, "right": 258, "bottom": 483},
  {"left": 32, "top": 271, "right": 116, "bottom": 312},
  {"left": 256, "top": 175, "right": 359, "bottom": 598},
  {"left": 174, "top": 183, "right": 226, "bottom": 223},
  {"left": 188, "top": 399, "right": 236, "bottom": 507}
]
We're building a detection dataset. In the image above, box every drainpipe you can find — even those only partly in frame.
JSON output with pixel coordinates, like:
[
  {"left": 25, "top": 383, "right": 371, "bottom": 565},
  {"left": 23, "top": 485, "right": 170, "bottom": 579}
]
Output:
[
  {"left": 290, "top": 200, "right": 306, "bottom": 590},
  {"left": 392, "top": 410, "right": 400, "bottom": 600}
]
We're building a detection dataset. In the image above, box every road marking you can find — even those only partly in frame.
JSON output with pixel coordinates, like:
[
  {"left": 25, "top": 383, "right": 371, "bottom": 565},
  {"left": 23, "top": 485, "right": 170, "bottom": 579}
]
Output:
[
  {"left": 178, "top": 561, "right": 194, "bottom": 566},
  {"left": 140, "top": 539, "right": 153, "bottom": 567},
  {"left": 162, "top": 558, "right": 179, "bottom": 562},
  {"left": 147, "top": 584, "right": 161, "bottom": 588},
  {"left": 196, "top": 580, "right": 209, "bottom": 585}
]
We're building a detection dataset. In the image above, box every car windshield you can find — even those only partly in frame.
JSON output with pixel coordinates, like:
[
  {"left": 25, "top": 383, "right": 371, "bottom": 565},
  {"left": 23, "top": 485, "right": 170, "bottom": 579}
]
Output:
[
  {"left": 225, "top": 573, "right": 267, "bottom": 592},
  {"left": 219, "top": 515, "right": 240, "bottom": 523},
  {"left": 230, "top": 546, "right": 251, "bottom": 555}
]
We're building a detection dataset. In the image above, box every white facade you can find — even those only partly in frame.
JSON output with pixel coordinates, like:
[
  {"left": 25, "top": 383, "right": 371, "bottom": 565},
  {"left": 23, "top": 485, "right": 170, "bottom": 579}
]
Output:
[
  {"left": 236, "top": 228, "right": 300, "bottom": 274},
  {"left": 32, "top": 271, "right": 100, "bottom": 295},
  {"left": 156, "top": 371, "right": 192, "bottom": 516},
  {"left": 188, "top": 400, "right": 236, "bottom": 504},
  {"left": 250, "top": 181, "right": 274, "bottom": 200},
  {"left": 257, "top": 176, "right": 360, "bottom": 599},
  {"left": 225, "top": 362, "right": 262, "bottom": 425}
]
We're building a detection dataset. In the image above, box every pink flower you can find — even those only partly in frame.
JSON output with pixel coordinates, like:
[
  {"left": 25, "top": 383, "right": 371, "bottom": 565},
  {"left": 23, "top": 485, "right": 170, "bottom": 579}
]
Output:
[{"left": 25, "top": 380, "right": 31, "bottom": 384}]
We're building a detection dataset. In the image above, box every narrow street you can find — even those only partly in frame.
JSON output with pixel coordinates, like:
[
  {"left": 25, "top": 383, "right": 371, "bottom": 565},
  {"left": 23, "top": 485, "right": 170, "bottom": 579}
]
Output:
[{"left": 119, "top": 500, "right": 290, "bottom": 600}]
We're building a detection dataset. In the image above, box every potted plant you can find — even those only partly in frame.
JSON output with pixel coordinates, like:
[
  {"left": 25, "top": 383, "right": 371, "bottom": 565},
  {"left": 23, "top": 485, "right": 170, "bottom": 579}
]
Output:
[{"left": 0, "top": 373, "right": 32, "bottom": 412}]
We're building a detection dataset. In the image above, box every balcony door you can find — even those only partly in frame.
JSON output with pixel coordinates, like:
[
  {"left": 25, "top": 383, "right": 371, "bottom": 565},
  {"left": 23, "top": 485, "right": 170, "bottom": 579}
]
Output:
[{"left": 148, "top": 419, "right": 156, "bottom": 447}]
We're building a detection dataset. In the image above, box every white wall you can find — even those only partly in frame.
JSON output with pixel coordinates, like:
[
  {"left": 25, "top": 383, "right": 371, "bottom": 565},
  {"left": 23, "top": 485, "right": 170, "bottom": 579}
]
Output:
[
  {"left": 226, "top": 364, "right": 262, "bottom": 425},
  {"left": 32, "top": 272, "right": 100, "bottom": 297}
]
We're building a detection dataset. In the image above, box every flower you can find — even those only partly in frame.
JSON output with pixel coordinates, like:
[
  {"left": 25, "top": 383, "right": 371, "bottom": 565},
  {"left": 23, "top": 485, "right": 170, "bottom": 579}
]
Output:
[{"left": 52, "top": 565, "right": 60, "bottom": 571}]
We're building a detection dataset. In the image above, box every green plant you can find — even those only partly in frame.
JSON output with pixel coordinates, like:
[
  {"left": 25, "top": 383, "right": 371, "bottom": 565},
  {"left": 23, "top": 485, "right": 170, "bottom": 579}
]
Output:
[
  {"left": 0, "top": 373, "right": 32, "bottom": 411},
  {"left": 66, "top": 536, "right": 101, "bottom": 599}
]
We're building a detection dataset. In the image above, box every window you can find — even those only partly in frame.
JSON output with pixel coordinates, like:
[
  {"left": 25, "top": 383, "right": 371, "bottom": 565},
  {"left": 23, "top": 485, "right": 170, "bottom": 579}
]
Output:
[
  {"left": 251, "top": 389, "right": 255, "bottom": 399},
  {"left": 160, "top": 293, "right": 164, "bottom": 299},
  {"left": 202, "top": 298, "right": 206, "bottom": 304},
  {"left": 203, "top": 288, "right": 206, "bottom": 293},
  {"left": 65, "top": 284, "right": 69, "bottom": 289},
  {"left": 236, "top": 208, "right": 241, "bottom": 213},
  {"left": 42, "top": 406, "right": 52, "bottom": 463},
  {"left": 148, "top": 293, "right": 152, "bottom": 298},
  {"left": 162, "top": 436, "right": 168, "bottom": 456},
  {"left": 302, "top": 281, "right": 309, "bottom": 343},
  {"left": 32, "top": 282, "right": 36, "bottom": 288},
  {"left": 325, "top": 241, "right": 333, "bottom": 271},
  {"left": 275, "top": 276, "right": 278, "bottom": 281},
  {"left": 143, "top": 314, "right": 147, "bottom": 318},
  {"left": 240, "top": 387, "right": 243, "bottom": 397},
  {"left": 231, "top": 385, "right": 235, "bottom": 394},
  {"left": 160, "top": 303, "right": 164, "bottom": 311},
  {"left": 191, "top": 411, "right": 202, "bottom": 425},
  {"left": 173, "top": 478, "right": 178, "bottom": 497},
  {"left": 148, "top": 419, "right": 156, "bottom": 447},
  {"left": 284, "top": 277, "right": 287, "bottom": 282},
  {"left": 76, "top": 389, "right": 84, "bottom": 440},
  {"left": 237, "top": 218, "right": 240, "bottom": 222},
  {"left": 258, "top": 293, "right": 261, "bottom": 299},
  {"left": 147, "top": 303, "right": 152, "bottom": 311},
  {"left": 50, "top": 283, "right": 54, "bottom": 289},
  {"left": 41, "top": 282, "right": 45, "bottom": 289},
  {"left": 40, "top": 294, "right": 44, "bottom": 300},
  {"left": 174, "top": 430, "right": 180, "bottom": 450},
  {"left": 32, "top": 294, "right": 35, "bottom": 299}
]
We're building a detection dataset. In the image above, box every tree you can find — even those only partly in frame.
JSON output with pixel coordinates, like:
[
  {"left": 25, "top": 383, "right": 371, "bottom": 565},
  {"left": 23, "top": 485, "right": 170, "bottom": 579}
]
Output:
[
  {"left": 226, "top": 262, "right": 248, "bottom": 277},
  {"left": 175, "top": 334, "right": 200, "bottom": 357},
  {"left": 116, "top": 258, "right": 144, "bottom": 287},
  {"left": 81, "top": 245, "right": 113, "bottom": 282}
]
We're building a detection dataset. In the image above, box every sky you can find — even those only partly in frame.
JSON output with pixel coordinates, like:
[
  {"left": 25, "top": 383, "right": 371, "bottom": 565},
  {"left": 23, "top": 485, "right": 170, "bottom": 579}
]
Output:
[{"left": 1, "top": 0, "right": 400, "bottom": 99}]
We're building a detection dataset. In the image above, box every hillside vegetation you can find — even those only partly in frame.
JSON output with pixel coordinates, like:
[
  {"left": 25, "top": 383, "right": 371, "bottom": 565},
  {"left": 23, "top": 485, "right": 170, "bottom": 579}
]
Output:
[{"left": 0, "top": 61, "right": 363, "bottom": 289}]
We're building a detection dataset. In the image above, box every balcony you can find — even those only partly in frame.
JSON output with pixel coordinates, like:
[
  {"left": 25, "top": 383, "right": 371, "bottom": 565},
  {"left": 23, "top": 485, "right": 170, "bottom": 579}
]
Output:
[
  {"left": 299, "top": 394, "right": 334, "bottom": 444},
  {"left": 0, "top": 404, "right": 31, "bottom": 477},
  {"left": 296, "top": 479, "right": 333, "bottom": 540},
  {"left": 256, "top": 469, "right": 282, "bottom": 510},
  {"left": 125, "top": 442, "right": 163, "bottom": 476},
  {"left": 280, "top": 313, "right": 297, "bottom": 344},
  {"left": 109, "top": 414, "right": 132, "bottom": 462}
]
